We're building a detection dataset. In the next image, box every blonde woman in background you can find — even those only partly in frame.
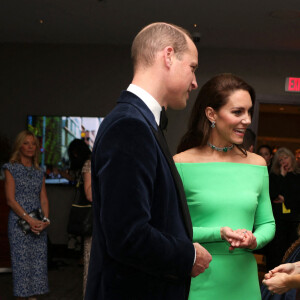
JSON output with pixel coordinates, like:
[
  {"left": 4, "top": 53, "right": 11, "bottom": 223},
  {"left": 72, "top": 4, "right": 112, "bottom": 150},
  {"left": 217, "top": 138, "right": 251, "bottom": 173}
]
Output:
[{"left": 3, "top": 130, "right": 50, "bottom": 300}]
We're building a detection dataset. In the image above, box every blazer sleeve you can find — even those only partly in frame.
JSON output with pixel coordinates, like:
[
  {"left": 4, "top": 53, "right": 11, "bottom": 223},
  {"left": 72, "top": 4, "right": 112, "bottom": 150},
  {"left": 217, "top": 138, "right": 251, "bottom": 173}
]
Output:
[{"left": 94, "top": 117, "right": 194, "bottom": 281}]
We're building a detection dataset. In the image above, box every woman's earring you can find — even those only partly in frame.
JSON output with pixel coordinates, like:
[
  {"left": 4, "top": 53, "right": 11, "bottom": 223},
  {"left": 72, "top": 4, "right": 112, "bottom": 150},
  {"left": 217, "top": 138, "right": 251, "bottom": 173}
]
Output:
[{"left": 211, "top": 121, "right": 216, "bottom": 128}]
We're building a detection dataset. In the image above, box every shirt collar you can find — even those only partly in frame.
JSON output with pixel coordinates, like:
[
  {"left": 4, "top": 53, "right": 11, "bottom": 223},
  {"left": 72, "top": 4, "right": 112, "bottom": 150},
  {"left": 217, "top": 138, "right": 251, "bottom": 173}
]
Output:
[{"left": 127, "top": 84, "right": 162, "bottom": 125}]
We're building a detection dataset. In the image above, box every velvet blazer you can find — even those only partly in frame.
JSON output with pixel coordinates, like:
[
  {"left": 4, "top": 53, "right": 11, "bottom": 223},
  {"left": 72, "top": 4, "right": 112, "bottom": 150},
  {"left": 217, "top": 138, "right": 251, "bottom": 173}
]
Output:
[{"left": 85, "top": 91, "right": 195, "bottom": 300}]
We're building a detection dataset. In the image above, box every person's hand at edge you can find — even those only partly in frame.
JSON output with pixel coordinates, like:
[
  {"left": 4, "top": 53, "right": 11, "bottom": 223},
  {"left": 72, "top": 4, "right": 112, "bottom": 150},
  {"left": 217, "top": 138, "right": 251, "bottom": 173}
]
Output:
[
  {"left": 262, "top": 272, "right": 298, "bottom": 295},
  {"left": 265, "top": 262, "right": 300, "bottom": 279}
]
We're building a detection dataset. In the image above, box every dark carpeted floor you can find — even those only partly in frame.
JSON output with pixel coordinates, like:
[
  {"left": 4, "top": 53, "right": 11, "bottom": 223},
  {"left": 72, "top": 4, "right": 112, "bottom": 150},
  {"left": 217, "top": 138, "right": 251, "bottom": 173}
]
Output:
[{"left": 0, "top": 247, "right": 83, "bottom": 300}]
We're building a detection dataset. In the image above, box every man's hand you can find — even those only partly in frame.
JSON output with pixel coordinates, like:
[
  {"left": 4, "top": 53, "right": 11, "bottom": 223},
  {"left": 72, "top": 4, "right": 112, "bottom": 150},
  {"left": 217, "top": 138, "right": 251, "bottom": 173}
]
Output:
[{"left": 191, "top": 243, "right": 212, "bottom": 277}]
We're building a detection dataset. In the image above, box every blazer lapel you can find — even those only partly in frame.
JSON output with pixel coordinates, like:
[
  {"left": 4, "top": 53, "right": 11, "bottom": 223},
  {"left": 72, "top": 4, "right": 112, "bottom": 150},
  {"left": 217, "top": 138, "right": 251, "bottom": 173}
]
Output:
[
  {"left": 151, "top": 127, "right": 193, "bottom": 240},
  {"left": 118, "top": 91, "right": 193, "bottom": 240}
]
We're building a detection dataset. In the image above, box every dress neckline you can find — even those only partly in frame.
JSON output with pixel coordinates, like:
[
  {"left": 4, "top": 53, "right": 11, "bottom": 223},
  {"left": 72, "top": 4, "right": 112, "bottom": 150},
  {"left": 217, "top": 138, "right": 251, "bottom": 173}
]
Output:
[{"left": 175, "top": 162, "right": 266, "bottom": 167}]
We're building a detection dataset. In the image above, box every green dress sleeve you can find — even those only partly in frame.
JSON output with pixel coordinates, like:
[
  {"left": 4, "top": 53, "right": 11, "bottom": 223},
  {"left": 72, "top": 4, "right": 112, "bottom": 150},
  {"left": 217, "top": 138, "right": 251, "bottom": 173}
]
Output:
[
  {"left": 176, "top": 163, "right": 222, "bottom": 243},
  {"left": 193, "top": 226, "right": 222, "bottom": 243},
  {"left": 253, "top": 168, "right": 275, "bottom": 249}
]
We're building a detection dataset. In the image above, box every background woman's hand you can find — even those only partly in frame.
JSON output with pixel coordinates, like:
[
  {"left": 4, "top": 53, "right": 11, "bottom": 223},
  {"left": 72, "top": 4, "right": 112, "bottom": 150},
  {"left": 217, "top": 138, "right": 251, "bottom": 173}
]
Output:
[
  {"left": 280, "top": 163, "right": 288, "bottom": 177},
  {"left": 273, "top": 194, "right": 284, "bottom": 204},
  {"left": 29, "top": 218, "right": 48, "bottom": 235}
]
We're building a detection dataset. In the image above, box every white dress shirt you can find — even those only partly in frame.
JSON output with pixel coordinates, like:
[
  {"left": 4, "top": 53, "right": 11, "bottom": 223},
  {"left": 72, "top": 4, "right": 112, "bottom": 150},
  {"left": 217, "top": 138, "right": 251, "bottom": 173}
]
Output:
[{"left": 127, "top": 84, "right": 162, "bottom": 126}]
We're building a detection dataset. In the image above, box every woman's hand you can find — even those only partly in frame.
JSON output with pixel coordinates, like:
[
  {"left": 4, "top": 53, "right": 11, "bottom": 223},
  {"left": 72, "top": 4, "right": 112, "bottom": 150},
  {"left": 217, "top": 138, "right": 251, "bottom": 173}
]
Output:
[
  {"left": 273, "top": 194, "right": 284, "bottom": 203},
  {"left": 266, "top": 263, "right": 300, "bottom": 277},
  {"left": 220, "top": 227, "right": 244, "bottom": 250},
  {"left": 262, "top": 272, "right": 293, "bottom": 295},
  {"left": 280, "top": 164, "right": 288, "bottom": 177},
  {"left": 227, "top": 229, "right": 257, "bottom": 250},
  {"left": 235, "top": 229, "right": 257, "bottom": 249},
  {"left": 29, "top": 218, "right": 49, "bottom": 235}
]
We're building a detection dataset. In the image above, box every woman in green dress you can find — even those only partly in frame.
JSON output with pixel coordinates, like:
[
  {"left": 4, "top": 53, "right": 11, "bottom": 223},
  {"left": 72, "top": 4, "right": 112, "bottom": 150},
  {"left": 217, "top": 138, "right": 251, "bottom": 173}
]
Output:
[{"left": 174, "top": 73, "right": 275, "bottom": 300}]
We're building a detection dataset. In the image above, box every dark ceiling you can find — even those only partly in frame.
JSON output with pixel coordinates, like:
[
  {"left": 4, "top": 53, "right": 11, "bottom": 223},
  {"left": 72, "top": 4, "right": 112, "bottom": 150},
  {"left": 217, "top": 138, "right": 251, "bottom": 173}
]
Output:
[{"left": 1, "top": 0, "right": 300, "bottom": 51}]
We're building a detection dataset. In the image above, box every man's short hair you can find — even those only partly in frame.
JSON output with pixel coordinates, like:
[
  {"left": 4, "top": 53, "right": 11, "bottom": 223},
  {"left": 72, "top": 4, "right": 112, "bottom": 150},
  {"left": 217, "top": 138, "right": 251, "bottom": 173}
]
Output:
[{"left": 131, "top": 22, "right": 192, "bottom": 72}]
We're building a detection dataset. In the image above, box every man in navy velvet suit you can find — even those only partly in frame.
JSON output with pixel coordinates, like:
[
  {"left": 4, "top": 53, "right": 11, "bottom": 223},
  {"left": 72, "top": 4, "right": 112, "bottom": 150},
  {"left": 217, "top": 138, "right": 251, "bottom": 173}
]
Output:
[{"left": 85, "top": 22, "right": 212, "bottom": 300}]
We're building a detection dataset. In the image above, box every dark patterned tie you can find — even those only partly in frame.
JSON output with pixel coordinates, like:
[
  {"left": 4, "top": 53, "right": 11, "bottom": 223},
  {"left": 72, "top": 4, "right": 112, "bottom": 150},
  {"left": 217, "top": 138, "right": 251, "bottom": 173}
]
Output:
[{"left": 159, "top": 106, "right": 168, "bottom": 131}]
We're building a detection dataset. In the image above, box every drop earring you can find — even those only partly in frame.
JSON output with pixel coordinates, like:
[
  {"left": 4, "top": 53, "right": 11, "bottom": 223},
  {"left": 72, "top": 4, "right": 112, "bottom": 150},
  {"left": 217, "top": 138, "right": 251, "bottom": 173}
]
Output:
[{"left": 211, "top": 121, "right": 216, "bottom": 128}]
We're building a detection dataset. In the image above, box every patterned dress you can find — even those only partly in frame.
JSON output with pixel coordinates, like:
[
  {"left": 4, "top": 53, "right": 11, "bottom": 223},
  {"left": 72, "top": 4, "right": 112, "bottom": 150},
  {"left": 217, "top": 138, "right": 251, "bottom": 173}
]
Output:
[{"left": 3, "top": 162, "right": 49, "bottom": 297}]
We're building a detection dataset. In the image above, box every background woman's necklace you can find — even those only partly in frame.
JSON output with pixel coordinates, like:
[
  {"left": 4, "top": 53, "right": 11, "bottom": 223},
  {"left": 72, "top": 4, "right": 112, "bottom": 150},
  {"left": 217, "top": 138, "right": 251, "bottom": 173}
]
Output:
[{"left": 207, "top": 142, "right": 234, "bottom": 153}]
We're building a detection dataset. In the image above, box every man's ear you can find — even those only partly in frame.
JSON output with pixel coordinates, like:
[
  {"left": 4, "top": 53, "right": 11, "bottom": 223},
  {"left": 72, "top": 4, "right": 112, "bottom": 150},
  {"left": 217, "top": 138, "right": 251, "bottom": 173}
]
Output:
[
  {"left": 163, "top": 46, "right": 174, "bottom": 68},
  {"left": 205, "top": 107, "right": 216, "bottom": 123}
]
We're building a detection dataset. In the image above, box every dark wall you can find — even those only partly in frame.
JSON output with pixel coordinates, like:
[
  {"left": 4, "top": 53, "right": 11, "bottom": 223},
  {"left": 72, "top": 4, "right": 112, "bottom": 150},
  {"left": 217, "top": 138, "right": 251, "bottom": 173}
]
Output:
[{"left": 1, "top": 43, "right": 300, "bottom": 155}]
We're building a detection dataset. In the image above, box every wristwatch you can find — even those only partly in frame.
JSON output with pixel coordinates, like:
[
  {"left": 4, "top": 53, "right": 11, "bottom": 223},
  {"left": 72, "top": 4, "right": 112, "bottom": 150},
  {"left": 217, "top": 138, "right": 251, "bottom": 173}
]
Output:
[{"left": 43, "top": 217, "right": 51, "bottom": 224}]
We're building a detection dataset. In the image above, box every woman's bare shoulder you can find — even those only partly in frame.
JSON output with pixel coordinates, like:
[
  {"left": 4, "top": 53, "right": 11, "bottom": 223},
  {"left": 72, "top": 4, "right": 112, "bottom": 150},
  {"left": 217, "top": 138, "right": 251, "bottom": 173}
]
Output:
[
  {"left": 173, "top": 147, "right": 206, "bottom": 163},
  {"left": 173, "top": 150, "right": 191, "bottom": 163},
  {"left": 246, "top": 152, "right": 266, "bottom": 166}
]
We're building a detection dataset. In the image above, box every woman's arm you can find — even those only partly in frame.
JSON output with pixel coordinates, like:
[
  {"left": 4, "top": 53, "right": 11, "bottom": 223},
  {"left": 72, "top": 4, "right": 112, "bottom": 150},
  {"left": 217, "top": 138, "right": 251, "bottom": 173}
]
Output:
[
  {"left": 83, "top": 171, "right": 92, "bottom": 202},
  {"left": 5, "top": 169, "right": 28, "bottom": 218},
  {"left": 253, "top": 168, "right": 276, "bottom": 249},
  {"left": 40, "top": 177, "right": 50, "bottom": 231},
  {"left": 269, "top": 173, "right": 285, "bottom": 200},
  {"left": 40, "top": 178, "right": 49, "bottom": 218}
]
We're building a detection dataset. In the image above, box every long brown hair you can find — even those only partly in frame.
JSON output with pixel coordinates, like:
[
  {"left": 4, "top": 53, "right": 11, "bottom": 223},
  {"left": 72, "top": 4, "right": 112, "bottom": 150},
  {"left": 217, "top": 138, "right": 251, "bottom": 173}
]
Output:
[
  {"left": 10, "top": 130, "right": 40, "bottom": 169},
  {"left": 177, "top": 73, "right": 256, "bottom": 154}
]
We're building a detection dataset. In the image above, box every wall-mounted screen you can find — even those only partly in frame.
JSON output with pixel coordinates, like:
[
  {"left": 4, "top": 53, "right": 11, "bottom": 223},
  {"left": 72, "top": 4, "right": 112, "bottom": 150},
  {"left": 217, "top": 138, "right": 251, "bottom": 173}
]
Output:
[{"left": 27, "top": 115, "right": 104, "bottom": 184}]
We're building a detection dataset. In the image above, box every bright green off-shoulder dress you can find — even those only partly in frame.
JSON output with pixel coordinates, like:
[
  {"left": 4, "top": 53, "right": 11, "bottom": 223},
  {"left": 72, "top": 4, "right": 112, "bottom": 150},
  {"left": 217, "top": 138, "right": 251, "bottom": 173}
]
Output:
[{"left": 176, "top": 163, "right": 275, "bottom": 300}]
